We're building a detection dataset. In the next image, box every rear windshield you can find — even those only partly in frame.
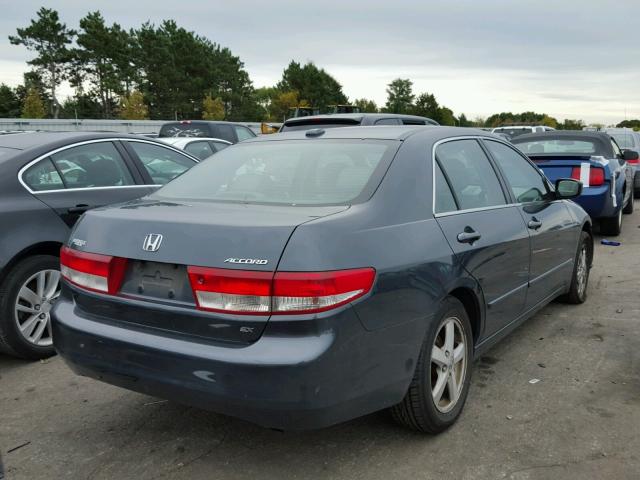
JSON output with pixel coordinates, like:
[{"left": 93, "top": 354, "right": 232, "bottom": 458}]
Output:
[
  {"left": 152, "top": 139, "right": 397, "bottom": 206},
  {"left": 280, "top": 120, "right": 361, "bottom": 132},
  {"left": 513, "top": 137, "right": 603, "bottom": 156},
  {"left": 610, "top": 133, "right": 636, "bottom": 149},
  {"left": 492, "top": 127, "right": 531, "bottom": 138},
  {"left": 158, "top": 123, "right": 210, "bottom": 138}
]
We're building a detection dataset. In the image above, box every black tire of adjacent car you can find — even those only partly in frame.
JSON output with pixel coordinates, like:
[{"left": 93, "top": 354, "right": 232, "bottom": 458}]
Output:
[
  {"left": 0, "top": 255, "right": 59, "bottom": 360},
  {"left": 390, "top": 296, "right": 473, "bottom": 434},
  {"left": 600, "top": 208, "right": 622, "bottom": 236},
  {"left": 623, "top": 194, "right": 634, "bottom": 214},
  {"left": 560, "top": 231, "right": 592, "bottom": 305}
]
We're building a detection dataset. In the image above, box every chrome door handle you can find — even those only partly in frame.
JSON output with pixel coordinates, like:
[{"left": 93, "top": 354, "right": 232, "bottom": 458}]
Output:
[
  {"left": 457, "top": 228, "right": 481, "bottom": 244},
  {"left": 528, "top": 218, "right": 542, "bottom": 230}
]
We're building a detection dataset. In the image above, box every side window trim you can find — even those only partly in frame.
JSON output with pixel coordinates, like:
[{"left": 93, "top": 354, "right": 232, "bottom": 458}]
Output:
[
  {"left": 18, "top": 138, "right": 163, "bottom": 194},
  {"left": 434, "top": 156, "right": 460, "bottom": 212}
]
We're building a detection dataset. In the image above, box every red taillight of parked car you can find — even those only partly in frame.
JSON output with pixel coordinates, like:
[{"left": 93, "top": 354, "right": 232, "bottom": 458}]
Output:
[
  {"left": 187, "top": 267, "right": 273, "bottom": 315},
  {"left": 627, "top": 157, "right": 640, "bottom": 165},
  {"left": 60, "top": 246, "right": 128, "bottom": 295},
  {"left": 187, "top": 267, "right": 376, "bottom": 315},
  {"left": 570, "top": 166, "right": 605, "bottom": 186}
]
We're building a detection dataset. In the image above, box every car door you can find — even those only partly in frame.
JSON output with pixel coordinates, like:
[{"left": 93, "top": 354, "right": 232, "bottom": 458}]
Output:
[
  {"left": 20, "top": 140, "right": 153, "bottom": 227},
  {"left": 482, "top": 139, "right": 578, "bottom": 309},
  {"left": 434, "top": 138, "right": 530, "bottom": 338},
  {"left": 123, "top": 140, "right": 198, "bottom": 186}
]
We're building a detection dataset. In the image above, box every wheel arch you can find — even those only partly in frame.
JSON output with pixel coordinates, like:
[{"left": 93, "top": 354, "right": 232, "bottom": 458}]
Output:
[
  {"left": 448, "top": 286, "right": 482, "bottom": 345},
  {"left": 0, "top": 242, "right": 63, "bottom": 285}
]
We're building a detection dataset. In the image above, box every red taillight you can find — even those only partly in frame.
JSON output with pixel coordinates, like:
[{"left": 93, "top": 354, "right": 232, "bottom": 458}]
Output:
[
  {"left": 273, "top": 269, "right": 375, "bottom": 314},
  {"left": 60, "top": 246, "right": 127, "bottom": 294},
  {"left": 628, "top": 158, "right": 640, "bottom": 165},
  {"left": 187, "top": 267, "right": 272, "bottom": 315},
  {"left": 570, "top": 166, "right": 605, "bottom": 187},
  {"left": 187, "top": 267, "right": 376, "bottom": 315}
]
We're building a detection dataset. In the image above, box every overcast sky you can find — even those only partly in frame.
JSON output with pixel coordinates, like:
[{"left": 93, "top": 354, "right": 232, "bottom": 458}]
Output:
[{"left": 1, "top": 0, "right": 639, "bottom": 124}]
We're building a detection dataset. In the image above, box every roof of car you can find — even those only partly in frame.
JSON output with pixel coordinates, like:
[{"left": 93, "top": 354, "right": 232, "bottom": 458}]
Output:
[
  {"left": 283, "top": 113, "right": 438, "bottom": 124},
  {"left": 0, "top": 131, "right": 159, "bottom": 151},
  {"left": 245, "top": 125, "right": 495, "bottom": 142},
  {"left": 511, "top": 130, "right": 613, "bottom": 143}
]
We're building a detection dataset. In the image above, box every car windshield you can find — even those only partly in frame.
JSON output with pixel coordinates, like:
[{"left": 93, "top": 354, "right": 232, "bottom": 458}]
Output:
[
  {"left": 514, "top": 138, "right": 600, "bottom": 155},
  {"left": 610, "top": 133, "right": 636, "bottom": 149},
  {"left": 152, "top": 139, "right": 395, "bottom": 206}
]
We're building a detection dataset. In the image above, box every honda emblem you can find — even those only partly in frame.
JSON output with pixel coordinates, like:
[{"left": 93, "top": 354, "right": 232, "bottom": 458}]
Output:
[{"left": 142, "top": 234, "right": 163, "bottom": 252}]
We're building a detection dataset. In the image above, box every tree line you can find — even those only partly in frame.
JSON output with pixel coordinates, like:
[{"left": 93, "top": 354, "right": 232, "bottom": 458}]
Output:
[{"left": 1, "top": 7, "right": 636, "bottom": 130}]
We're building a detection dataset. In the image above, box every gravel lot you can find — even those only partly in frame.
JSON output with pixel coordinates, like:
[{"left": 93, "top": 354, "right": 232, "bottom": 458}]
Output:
[{"left": 1, "top": 202, "right": 639, "bottom": 480}]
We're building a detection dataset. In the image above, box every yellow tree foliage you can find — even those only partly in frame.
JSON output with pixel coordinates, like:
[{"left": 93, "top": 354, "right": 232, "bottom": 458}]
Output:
[
  {"left": 270, "top": 91, "right": 309, "bottom": 121},
  {"left": 119, "top": 91, "right": 149, "bottom": 120},
  {"left": 202, "top": 94, "right": 225, "bottom": 120},
  {"left": 21, "top": 88, "right": 46, "bottom": 118}
]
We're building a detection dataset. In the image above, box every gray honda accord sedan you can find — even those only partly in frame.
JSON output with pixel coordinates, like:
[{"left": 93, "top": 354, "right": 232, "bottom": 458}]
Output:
[{"left": 52, "top": 126, "right": 593, "bottom": 433}]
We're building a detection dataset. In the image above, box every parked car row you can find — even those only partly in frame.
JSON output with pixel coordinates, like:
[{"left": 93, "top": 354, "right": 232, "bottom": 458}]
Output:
[
  {"left": 512, "top": 130, "right": 636, "bottom": 235},
  {"left": 3, "top": 114, "right": 632, "bottom": 434}
]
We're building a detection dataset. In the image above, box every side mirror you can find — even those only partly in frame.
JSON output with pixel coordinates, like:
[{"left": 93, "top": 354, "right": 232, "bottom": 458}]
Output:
[
  {"left": 623, "top": 149, "right": 639, "bottom": 161},
  {"left": 555, "top": 178, "right": 582, "bottom": 199}
]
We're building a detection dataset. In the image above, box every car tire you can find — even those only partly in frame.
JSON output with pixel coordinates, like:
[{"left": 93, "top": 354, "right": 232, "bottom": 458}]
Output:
[
  {"left": 0, "top": 255, "right": 60, "bottom": 360},
  {"left": 390, "top": 296, "right": 473, "bottom": 433},
  {"left": 560, "top": 231, "right": 592, "bottom": 304},
  {"left": 623, "top": 195, "right": 634, "bottom": 214},
  {"left": 600, "top": 208, "right": 622, "bottom": 236}
]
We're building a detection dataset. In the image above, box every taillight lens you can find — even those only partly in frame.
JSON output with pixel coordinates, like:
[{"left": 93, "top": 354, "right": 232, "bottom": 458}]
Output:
[
  {"left": 570, "top": 166, "right": 605, "bottom": 186},
  {"left": 273, "top": 269, "right": 375, "bottom": 313},
  {"left": 60, "top": 246, "right": 127, "bottom": 294},
  {"left": 188, "top": 267, "right": 272, "bottom": 315},
  {"left": 187, "top": 267, "right": 376, "bottom": 315},
  {"left": 628, "top": 157, "right": 640, "bottom": 165}
]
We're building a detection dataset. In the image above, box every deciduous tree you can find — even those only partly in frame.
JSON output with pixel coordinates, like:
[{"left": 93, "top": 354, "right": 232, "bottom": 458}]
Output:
[
  {"left": 202, "top": 94, "right": 225, "bottom": 120},
  {"left": 384, "top": 78, "right": 414, "bottom": 114},
  {"left": 119, "top": 90, "right": 149, "bottom": 120},
  {"left": 21, "top": 88, "right": 46, "bottom": 118}
]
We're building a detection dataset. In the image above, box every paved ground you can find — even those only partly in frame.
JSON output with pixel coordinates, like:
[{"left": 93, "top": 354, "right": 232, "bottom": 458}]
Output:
[{"left": 1, "top": 203, "right": 639, "bottom": 480}]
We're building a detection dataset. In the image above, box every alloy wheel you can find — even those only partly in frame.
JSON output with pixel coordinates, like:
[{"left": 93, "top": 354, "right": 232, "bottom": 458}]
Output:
[
  {"left": 576, "top": 245, "right": 588, "bottom": 298},
  {"left": 430, "top": 316, "right": 468, "bottom": 413},
  {"left": 14, "top": 269, "right": 61, "bottom": 346}
]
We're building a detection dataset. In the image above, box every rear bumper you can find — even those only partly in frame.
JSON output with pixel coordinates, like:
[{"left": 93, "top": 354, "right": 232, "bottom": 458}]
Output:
[
  {"left": 573, "top": 184, "right": 616, "bottom": 219},
  {"left": 52, "top": 290, "right": 424, "bottom": 430}
]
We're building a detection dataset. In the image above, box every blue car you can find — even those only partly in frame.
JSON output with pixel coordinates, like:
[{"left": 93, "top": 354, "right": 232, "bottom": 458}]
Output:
[
  {"left": 52, "top": 127, "right": 592, "bottom": 433},
  {"left": 512, "top": 131, "right": 635, "bottom": 235}
]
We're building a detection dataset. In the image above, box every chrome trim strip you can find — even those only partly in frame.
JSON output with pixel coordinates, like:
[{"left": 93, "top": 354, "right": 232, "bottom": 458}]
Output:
[
  {"left": 528, "top": 258, "right": 573, "bottom": 286},
  {"left": 18, "top": 137, "right": 195, "bottom": 194},
  {"left": 487, "top": 281, "right": 529, "bottom": 308}
]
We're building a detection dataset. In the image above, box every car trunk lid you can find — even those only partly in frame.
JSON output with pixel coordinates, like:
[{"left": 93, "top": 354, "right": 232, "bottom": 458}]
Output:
[{"left": 66, "top": 199, "right": 347, "bottom": 343}]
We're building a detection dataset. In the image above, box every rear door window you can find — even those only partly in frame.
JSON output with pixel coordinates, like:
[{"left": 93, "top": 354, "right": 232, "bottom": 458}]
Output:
[
  {"left": 434, "top": 161, "right": 457, "bottom": 213},
  {"left": 22, "top": 158, "right": 65, "bottom": 191},
  {"left": 210, "top": 141, "right": 230, "bottom": 152},
  {"left": 211, "top": 124, "right": 236, "bottom": 143},
  {"left": 436, "top": 139, "right": 506, "bottom": 210},
  {"left": 128, "top": 142, "right": 196, "bottom": 184},
  {"left": 50, "top": 142, "right": 134, "bottom": 188},
  {"left": 184, "top": 140, "right": 214, "bottom": 160},
  {"left": 234, "top": 126, "right": 255, "bottom": 142}
]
